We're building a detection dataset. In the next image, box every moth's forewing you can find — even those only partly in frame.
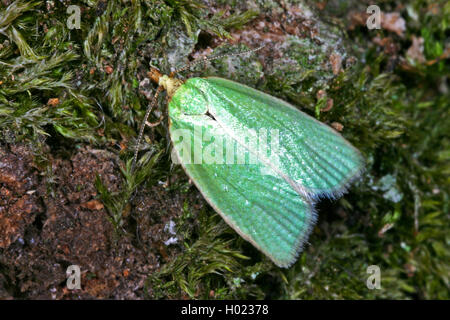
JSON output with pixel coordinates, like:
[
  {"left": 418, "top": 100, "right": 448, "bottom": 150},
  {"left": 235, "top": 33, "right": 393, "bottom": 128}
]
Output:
[
  {"left": 198, "top": 77, "right": 364, "bottom": 201},
  {"left": 168, "top": 77, "right": 363, "bottom": 267}
]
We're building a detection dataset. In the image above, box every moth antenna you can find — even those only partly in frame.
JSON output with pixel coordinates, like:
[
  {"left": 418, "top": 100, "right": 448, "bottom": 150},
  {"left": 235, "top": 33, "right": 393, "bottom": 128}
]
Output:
[
  {"left": 132, "top": 85, "right": 164, "bottom": 172},
  {"left": 172, "top": 44, "right": 265, "bottom": 75}
]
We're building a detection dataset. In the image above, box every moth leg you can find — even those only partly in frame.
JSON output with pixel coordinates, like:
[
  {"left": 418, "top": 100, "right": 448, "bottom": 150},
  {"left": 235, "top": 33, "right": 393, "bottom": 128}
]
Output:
[
  {"left": 145, "top": 117, "right": 163, "bottom": 127},
  {"left": 145, "top": 108, "right": 164, "bottom": 127}
]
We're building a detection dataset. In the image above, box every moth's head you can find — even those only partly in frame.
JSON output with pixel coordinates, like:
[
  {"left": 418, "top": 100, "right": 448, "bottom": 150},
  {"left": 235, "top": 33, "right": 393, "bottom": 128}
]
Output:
[
  {"left": 148, "top": 67, "right": 163, "bottom": 84},
  {"left": 159, "top": 75, "right": 184, "bottom": 98},
  {"left": 148, "top": 67, "right": 184, "bottom": 99}
]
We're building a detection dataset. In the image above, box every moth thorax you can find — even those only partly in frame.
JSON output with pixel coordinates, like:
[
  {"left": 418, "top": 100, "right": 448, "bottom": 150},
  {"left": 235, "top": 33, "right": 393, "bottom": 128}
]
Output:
[{"left": 159, "top": 75, "right": 183, "bottom": 98}]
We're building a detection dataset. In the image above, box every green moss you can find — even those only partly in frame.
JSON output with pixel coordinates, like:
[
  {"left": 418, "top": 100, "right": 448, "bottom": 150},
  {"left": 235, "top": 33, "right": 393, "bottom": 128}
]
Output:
[
  {"left": 146, "top": 207, "right": 272, "bottom": 299},
  {"left": 95, "top": 147, "right": 163, "bottom": 232}
]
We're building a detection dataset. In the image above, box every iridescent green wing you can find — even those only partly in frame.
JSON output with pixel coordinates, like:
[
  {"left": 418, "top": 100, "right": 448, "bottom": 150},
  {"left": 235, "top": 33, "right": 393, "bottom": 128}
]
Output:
[
  {"left": 168, "top": 77, "right": 363, "bottom": 267},
  {"left": 189, "top": 77, "right": 365, "bottom": 201},
  {"left": 168, "top": 111, "right": 315, "bottom": 267}
]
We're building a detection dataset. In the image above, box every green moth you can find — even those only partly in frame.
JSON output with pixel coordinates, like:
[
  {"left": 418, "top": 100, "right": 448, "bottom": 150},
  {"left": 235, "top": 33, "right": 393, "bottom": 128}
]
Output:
[{"left": 134, "top": 53, "right": 364, "bottom": 268}]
